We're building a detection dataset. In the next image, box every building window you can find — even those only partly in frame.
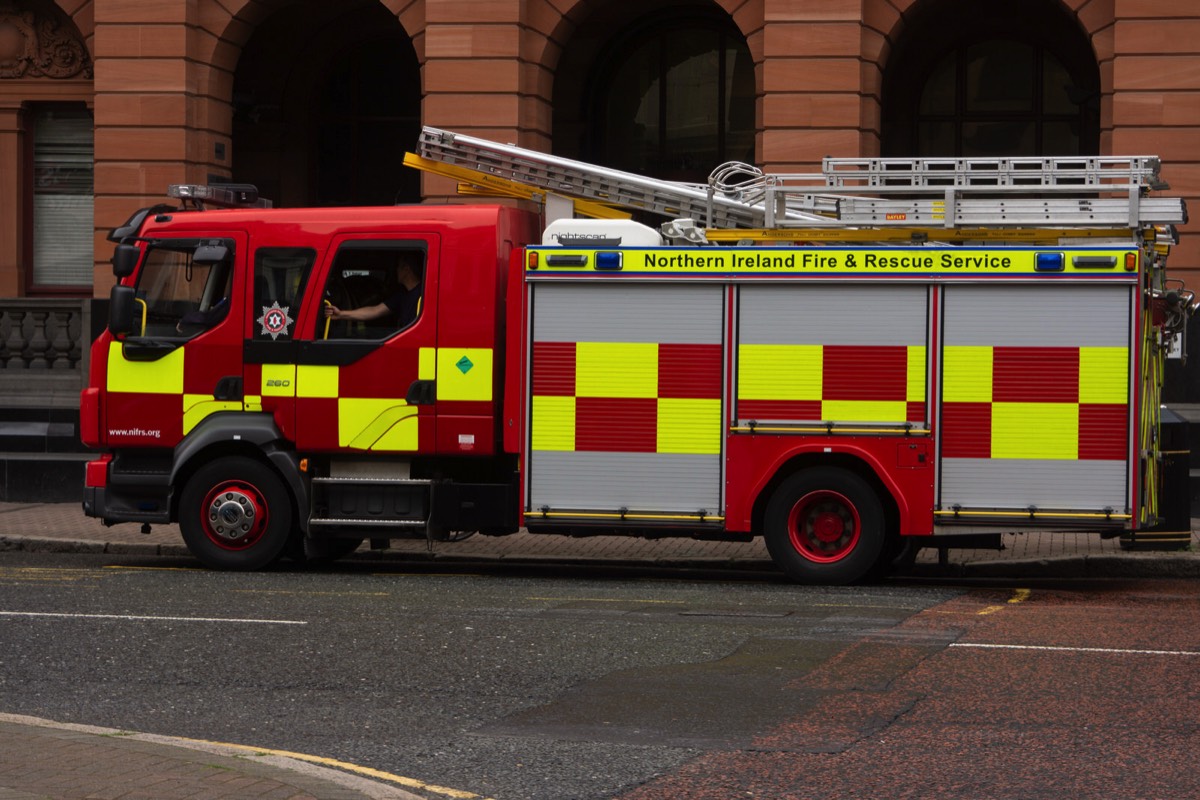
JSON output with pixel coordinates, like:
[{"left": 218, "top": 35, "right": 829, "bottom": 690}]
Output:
[
  {"left": 881, "top": 0, "right": 1099, "bottom": 158},
  {"left": 31, "top": 104, "right": 93, "bottom": 289},
  {"left": 914, "top": 41, "right": 1089, "bottom": 157},
  {"left": 315, "top": 36, "right": 421, "bottom": 207},
  {"left": 556, "top": 9, "right": 754, "bottom": 184}
]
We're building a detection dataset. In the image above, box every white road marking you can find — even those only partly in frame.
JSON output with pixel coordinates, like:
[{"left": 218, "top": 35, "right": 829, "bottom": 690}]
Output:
[
  {"left": 0, "top": 610, "right": 306, "bottom": 625},
  {"left": 950, "top": 642, "right": 1199, "bottom": 657}
]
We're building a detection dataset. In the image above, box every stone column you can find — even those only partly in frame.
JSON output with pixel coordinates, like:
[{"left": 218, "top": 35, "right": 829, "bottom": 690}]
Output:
[
  {"left": 759, "top": 0, "right": 869, "bottom": 172},
  {"left": 91, "top": 4, "right": 194, "bottom": 297},
  {"left": 422, "top": 0, "right": 525, "bottom": 202},
  {"left": 1109, "top": 5, "right": 1200, "bottom": 286},
  {"left": 0, "top": 102, "right": 26, "bottom": 297}
]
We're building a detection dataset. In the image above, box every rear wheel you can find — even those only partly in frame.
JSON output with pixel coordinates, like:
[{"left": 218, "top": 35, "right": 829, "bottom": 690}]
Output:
[
  {"left": 763, "top": 467, "right": 886, "bottom": 585},
  {"left": 179, "top": 456, "right": 293, "bottom": 570}
]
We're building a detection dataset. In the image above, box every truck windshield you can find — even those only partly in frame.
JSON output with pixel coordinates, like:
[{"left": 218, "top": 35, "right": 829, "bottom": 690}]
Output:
[{"left": 135, "top": 241, "right": 232, "bottom": 338}]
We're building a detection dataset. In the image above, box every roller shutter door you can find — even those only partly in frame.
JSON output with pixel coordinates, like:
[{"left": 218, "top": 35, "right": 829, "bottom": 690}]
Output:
[
  {"left": 737, "top": 284, "right": 929, "bottom": 428},
  {"left": 527, "top": 284, "right": 725, "bottom": 517},
  {"left": 939, "top": 284, "right": 1133, "bottom": 513}
]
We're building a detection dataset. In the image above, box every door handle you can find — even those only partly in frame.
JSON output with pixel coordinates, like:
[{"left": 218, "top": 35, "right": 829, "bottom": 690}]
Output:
[
  {"left": 214, "top": 376, "right": 243, "bottom": 401},
  {"left": 405, "top": 379, "right": 436, "bottom": 405}
]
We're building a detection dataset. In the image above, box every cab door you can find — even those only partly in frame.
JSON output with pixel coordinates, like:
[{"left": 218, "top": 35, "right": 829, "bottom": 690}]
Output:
[
  {"left": 104, "top": 235, "right": 245, "bottom": 449},
  {"left": 292, "top": 234, "right": 439, "bottom": 455},
  {"left": 242, "top": 245, "right": 320, "bottom": 444}
]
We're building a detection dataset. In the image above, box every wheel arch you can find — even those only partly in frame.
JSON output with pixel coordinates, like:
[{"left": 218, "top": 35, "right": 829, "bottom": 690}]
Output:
[
  {"left": 749, "top": 449, "right": 903, "bottom": 544},
  {"left": 169, "top": 413, "right": 307, "bottom": 530}
]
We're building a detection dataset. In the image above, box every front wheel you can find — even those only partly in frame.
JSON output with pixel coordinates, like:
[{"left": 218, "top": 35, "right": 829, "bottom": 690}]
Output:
[
  {"left": 763, "top": 467, "right": 886, "bottom": 585},
  {"left": 179, "top": 456, "right": 293, "bottom": 570}
]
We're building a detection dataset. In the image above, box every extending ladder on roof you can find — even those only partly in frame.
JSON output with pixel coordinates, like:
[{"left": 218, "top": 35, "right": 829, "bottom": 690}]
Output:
[
  {"left": 409, "top": 126, "right": 777, "bottom": 228},
  {"left": 407, "top": 126, "right": 1188, "bottom": 241}
]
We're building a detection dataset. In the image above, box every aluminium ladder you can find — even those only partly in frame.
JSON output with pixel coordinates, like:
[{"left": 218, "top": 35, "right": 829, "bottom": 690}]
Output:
[
  {"left": 412, "top": 126, "right": 800, "bottom": 229},
  {"left": 411, "top": 126, "right": 1187, "bottom": 238}
]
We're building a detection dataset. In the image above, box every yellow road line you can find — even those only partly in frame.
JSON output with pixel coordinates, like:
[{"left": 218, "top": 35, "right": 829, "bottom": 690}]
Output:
[
  {"left": 104, "top": 565, "right": 203, "bottom": 572},
  {"left": 527, "top": 596, "right": 685, "bottom": 604},
  {"left": 232, "top": 589, "right": 391, "bottom": 597},
  {"left": 181, "top": 737, "right": 493, "bottom": 799},
  {"left": 978, "top": 589, "right": 1032, "bottom": 615}
]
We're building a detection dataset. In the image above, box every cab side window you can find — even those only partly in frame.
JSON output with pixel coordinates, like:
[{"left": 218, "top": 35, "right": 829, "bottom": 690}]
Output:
[
  {"left": 136, "top": 242, "right": 232, "bottom": 339},
  {"left": 253, "top": 247, "right": 315, "bottom": 341},
  {"left": 321, "top": 243, "right": 426, "bottom": 340}
]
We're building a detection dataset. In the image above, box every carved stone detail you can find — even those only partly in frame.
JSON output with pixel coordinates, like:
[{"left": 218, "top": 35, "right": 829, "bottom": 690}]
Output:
[{"left": 0, "top": 1, "right": 92, "bottom": 80}]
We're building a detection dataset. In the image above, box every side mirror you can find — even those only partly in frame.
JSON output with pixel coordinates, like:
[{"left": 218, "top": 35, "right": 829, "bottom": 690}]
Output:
[
  {"left": 193, "top": 242, "right": 230, "bottom": 265},
  {"left": 109, "top": 285, "right": 141, "bottom": 337},
  {"left": 112, "top": 244, "right": 140, "bottom": 278}
]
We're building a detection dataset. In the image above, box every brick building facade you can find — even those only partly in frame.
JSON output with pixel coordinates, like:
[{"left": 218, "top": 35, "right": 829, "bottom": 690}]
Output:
[
  {"left": 0, "top": 0, "right": 1197, "bottom": 296},
  {"left": 0, "top": 0, "right": 1197, "bottom": 502}
]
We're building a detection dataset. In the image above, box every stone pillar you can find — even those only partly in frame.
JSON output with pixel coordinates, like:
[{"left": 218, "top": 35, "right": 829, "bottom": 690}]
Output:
[
  {"left": 91, "top": 5, "right": 195, "bottom": 297},
  {"left": 1108, "top": 4, "right": 1200, "bottom": 286},
  {"left": 760, "top": 0, "right": 868, "bottom": 172},
  {"left": 422, "top": 0, "right": 525, "bottom": 201},
  {"left": 0, "top": 102, "right": 25, "bottom": 297}
]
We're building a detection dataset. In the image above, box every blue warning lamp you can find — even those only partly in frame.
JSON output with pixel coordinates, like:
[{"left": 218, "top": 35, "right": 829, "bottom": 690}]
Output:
[
  {"left": 595, "top": 251, "right": 623, "bottom": 271},
  {"left": 1035, "top": 252, "right": 1065, "bottom": 272}
]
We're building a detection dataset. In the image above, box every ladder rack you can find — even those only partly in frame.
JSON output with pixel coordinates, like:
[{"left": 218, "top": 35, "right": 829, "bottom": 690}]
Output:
[
  {"left": 412, "top": 127, "right": 1187, "bottom": 238},
  {"left": 415, "top": 126, "right": 782, "bottom": 229}
]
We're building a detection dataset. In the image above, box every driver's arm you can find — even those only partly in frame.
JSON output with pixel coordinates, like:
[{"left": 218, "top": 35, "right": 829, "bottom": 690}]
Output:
[{"left": 324, "top": 301, "right": 390, "bottom": 322}]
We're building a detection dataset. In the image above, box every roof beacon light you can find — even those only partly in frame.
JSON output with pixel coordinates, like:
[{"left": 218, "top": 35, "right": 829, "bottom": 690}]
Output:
[
  {"left": 1035, "top": 252, "right": 1065, "bottom": 272},
  {"left": 167, "top": 183, "right": 270, "bottom": 209}
]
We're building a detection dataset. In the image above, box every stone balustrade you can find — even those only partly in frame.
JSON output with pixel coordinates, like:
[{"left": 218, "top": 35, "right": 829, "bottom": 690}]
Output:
[{"left": 0, "top": 299, "right": 95, "bottom": 408}]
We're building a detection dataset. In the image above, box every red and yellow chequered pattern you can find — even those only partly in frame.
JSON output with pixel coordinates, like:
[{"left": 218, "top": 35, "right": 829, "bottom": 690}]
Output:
[
  {"left": 530, "top": 341, "right": 723, "bottom": 454},
  {"left": 941, "top": 345, "right": 1129, "bottom": 460},
  {"left": 106, "top": 342, "right": 490, "bottom": 451},
  {"left": 737, "top": 344, "right": 926, "bottom": 423}
]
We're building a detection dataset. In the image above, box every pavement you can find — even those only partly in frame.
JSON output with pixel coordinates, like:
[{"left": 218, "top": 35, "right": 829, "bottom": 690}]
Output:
[{"left": 1, "top": 501, "right": 1198, "bottom": 799}]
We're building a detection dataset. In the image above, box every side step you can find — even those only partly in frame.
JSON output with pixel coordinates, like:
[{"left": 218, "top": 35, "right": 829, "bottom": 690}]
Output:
[
  {"left": 309, "top": 476, "right": 431, "bottom": 530},
  {"left": 308, "top": 474, "right": 522, "bottom": 538}
]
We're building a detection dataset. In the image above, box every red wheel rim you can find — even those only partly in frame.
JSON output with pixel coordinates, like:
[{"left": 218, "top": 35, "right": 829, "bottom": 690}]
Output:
[
  {"left": 199, "top": 481, "right": 269, "bottom": 551},
  {"left": 786, "top": 489, "right": 861, "bottom": 563}
]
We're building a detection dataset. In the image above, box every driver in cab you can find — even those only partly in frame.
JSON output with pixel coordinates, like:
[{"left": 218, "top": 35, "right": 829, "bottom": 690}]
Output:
[{"left": 324, "top": 255, "right": 423, "bottom": 329}]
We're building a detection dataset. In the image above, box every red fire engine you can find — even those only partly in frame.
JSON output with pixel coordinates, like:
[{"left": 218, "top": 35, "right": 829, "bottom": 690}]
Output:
[{"left": 80, "top": 129, "right": 1191, "bottom": 583}]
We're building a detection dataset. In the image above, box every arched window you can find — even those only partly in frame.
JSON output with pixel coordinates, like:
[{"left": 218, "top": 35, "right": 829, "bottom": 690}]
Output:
[
  {"left": 555, "top": 8, "right": 754, "bottom": 184},
  {"left": 232, "top": 2, "right": 419, "bottom": 207},
  {"left": 882, "top": 0, "right": 1099, "bottom": 158},
  {"left": 315, "top": 36, "right": 421, "bottom": 206}
]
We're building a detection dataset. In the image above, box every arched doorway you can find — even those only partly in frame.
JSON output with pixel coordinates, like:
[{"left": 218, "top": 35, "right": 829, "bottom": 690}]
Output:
[
  {"left": 231, "top": 0, "right": 420, "bottom": 207},
  {"left": 881, "top": 0, "right": 1099, "bottom": 157},
  {"left": 552, "top": 2, "right": 754, "bottom": 184}
]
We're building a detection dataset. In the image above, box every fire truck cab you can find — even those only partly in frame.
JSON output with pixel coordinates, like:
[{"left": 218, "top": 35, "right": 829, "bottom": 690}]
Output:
[{"left": 83, "top": 194, "right": 538, "bottom": 569}]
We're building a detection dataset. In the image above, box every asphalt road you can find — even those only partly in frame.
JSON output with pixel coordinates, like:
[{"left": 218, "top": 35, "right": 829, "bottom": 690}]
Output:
[{"left": 2, "top": 552, "right": 1199, "bottom": 799}]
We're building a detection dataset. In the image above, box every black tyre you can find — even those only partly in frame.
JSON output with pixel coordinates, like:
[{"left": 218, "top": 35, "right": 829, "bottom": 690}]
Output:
[
  {"left": 763, "top": 467, "right": 886, "bottom": 585},
  {"left": 179, "top": 456, "right": 293, "bottom": 570}
]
